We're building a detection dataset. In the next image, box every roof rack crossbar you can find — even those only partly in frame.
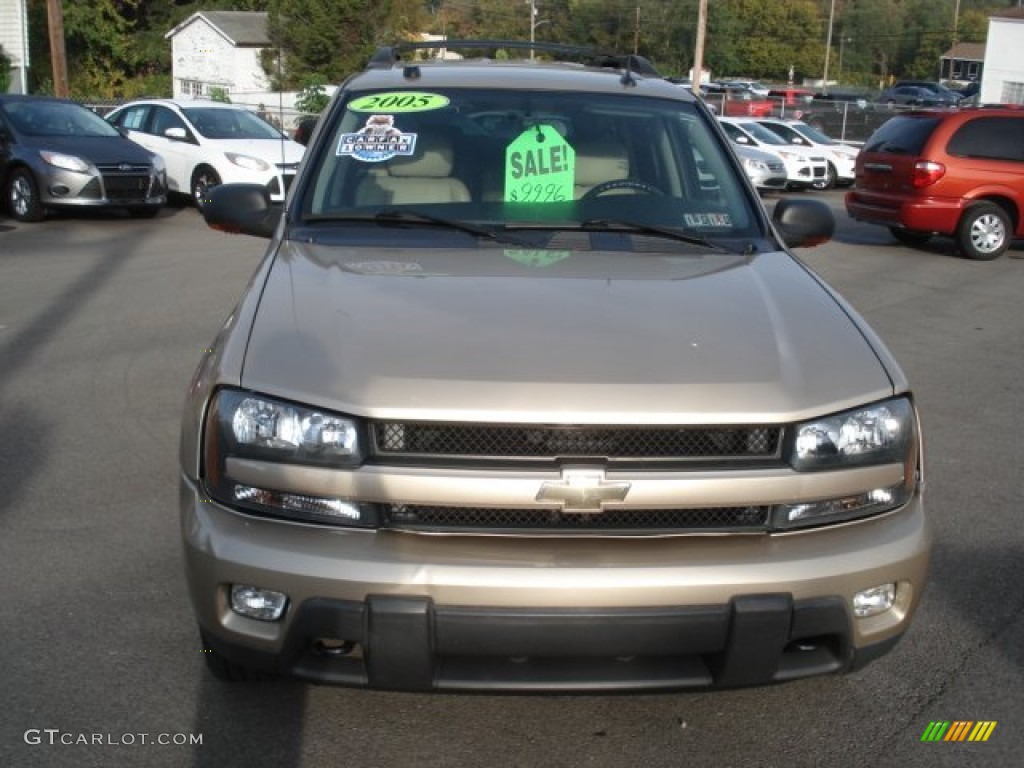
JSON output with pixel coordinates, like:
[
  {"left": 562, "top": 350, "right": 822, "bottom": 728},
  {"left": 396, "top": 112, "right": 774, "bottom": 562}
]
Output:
[{"left": 367, "top": 39, "right": 660, "bottom": 78}]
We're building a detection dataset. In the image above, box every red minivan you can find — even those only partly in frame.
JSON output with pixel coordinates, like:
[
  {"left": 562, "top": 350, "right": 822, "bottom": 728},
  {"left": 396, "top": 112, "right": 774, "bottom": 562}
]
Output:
[{"left": 845, "top": 107, "right": 1024, "bottom": 259}]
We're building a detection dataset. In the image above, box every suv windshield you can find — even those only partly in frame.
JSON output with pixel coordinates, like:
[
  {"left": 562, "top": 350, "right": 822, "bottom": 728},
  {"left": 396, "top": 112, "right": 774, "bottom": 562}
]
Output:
[{"left": 299, "top": 88, "right": 758, "bottom": 241}]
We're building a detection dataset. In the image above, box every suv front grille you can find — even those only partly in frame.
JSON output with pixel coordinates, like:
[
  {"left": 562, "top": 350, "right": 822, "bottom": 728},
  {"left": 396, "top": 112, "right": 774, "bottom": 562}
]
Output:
[
  {"left": 372, "top": 422, "right": 781, "bottom": 465},
  {"left": 386, "top": 504, "right": 770, "bottom": 534}
]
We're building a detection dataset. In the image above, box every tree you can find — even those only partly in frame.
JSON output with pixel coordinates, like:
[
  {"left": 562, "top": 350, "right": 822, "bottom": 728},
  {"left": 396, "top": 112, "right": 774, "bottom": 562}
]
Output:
[
  {"left": 295, "top": 74, "right": 330, "bottom": 114},
  {"left": 265, "top": 0, "right": 430, "bottom": 89},
  {"left": 0, "top": 45, "right": 11, "bottom": 93}
]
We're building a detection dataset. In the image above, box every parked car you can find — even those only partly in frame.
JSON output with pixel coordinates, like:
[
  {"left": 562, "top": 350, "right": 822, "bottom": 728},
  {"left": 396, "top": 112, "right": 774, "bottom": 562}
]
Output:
[
  {"left": 876, "top": 86, "right": 954, "bottom": 108},
  {"left": 105, "top": 99, "right": 304, "bottom": 209},
  {"left": 798, "top": 91, "right": 894, "bottom": 143},
  {"left": 182, "top": 39, "right": 929, "bottom": 692},
  {"left": 718, "top": 117, "right": 830, "bottom": 189},
  {"left": 846, "top": 107, "right": 1024, "bottom": 259},
  {"left": 0, "top": 94, "right": 166, "bottom": 222},
  {"left": 720, "top": 79, "right": 771, "bottom": 98},
  {"left": 733, "top": 143, "right": 788, "bottom": 192},
  {"left": 702, "top": 83, "right": 775, "bottom": 117},
  {"left": 892, "top": 80, "right": 963, "bottom": 104},
  {"left": 755, "top": 117, "right": 860, "bottom": 189}
]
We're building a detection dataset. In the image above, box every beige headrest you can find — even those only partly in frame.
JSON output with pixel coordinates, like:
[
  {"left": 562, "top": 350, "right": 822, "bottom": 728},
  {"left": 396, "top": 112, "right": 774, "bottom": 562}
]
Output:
[{"left": 387, "top": 135, "right": 454, "bottom": 178}]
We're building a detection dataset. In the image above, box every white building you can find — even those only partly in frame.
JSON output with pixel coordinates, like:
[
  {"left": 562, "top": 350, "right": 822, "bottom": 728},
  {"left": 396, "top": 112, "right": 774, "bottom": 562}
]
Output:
[
  {"left": 165, "top": 10, "right": 273, "bottom": 101},
  {"left": 0, "top": 0, "right": 30, "bottom": 94},
  {"left": 980, "top": 8, "right": 1024, "bottom": 104}
]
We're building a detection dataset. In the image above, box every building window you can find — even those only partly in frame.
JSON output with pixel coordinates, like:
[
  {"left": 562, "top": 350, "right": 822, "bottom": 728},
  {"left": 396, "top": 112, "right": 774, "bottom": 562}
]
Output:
[
  {"left": 1001, "top": 81, "right": 1024, "bottom": 105},
  {"left": 179, "top": 79, "right": 204, "bottom": 97}
]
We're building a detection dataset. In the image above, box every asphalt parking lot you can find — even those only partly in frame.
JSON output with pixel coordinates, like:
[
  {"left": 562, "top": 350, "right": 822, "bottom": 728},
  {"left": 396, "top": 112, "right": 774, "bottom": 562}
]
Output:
[{"left": 1, "top": 193, "right": 1022, "bottom": 768}]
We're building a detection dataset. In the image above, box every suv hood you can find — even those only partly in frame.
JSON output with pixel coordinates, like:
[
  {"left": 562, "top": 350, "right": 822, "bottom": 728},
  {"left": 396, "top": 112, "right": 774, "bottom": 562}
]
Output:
[{"left": 240, "top": 242, "right": 894, "bottom": 422}]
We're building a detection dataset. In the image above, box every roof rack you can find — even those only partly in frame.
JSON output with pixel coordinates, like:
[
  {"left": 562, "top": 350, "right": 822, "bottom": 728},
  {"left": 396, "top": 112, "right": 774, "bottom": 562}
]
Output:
[{"left": 366, "top": 39, "right": 661, "bottom": 83}]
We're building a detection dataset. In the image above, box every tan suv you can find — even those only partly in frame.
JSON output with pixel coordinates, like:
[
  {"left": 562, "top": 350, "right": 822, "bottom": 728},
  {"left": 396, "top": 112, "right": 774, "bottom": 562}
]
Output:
[{"left": 181, "top": 41, "right": 930, "bottom": 692}]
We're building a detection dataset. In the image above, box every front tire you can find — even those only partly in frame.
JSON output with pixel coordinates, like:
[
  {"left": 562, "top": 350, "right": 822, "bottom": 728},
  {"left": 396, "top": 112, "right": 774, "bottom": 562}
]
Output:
[
  {"left": 191, "top": 167, "right": 221, "bottom": 211},
  {"left": 7, "top": 168, "right": 46, "bottom": 222},
  {"left": 957, "top": 203, "right": 1011, "bottom": 260}
]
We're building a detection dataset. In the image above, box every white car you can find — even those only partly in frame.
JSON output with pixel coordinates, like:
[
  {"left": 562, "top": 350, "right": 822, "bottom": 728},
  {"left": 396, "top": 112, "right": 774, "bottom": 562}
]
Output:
[
  {"left": 105, "top": 99, "right": 304, "bottom": 208},
  {"left": 718, "top": 117, "right": 829, "bottom": 191},
  {"left": 754, "top": 117, "right": 860, "bottom": 189},
  {"left": 733, "top": 144, "right": 788, "bottom": 193}
]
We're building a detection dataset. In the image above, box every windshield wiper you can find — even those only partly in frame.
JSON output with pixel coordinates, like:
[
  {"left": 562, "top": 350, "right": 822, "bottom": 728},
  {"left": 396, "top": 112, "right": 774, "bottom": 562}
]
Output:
[
  {"left": 370, "top": 210, "right": 536, "bottom": 246},
  {"left": 577, "top": 218, "right": 735, "bottom": 252}
]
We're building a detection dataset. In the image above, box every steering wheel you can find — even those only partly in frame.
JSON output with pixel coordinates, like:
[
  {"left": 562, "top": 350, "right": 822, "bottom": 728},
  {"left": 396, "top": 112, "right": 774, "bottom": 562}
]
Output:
[{"left": 581, "top": 179, "right": 665, "bottom": 200}]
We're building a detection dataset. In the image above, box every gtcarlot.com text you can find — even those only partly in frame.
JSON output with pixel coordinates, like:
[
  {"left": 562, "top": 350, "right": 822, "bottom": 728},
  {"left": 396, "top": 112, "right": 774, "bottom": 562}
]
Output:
[{"left": 24, "top": 729, "right": 203, "bottom": 746}]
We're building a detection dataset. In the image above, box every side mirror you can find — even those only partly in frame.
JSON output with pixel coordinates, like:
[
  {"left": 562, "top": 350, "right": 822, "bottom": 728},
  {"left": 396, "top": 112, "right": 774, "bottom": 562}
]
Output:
[
  {"left": 165, "top": 127, "right": 188, "bottom": 141},
  {"left": 202, "top": 184, "right": 281, "bottom": 239},
  {"left": 772, "top": 198, "right": 835, "bottom": 249}
]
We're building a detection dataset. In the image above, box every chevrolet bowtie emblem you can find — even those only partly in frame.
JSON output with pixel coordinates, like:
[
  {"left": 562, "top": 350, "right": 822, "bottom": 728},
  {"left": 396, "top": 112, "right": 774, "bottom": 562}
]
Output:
[{"left": 536, "top": 468, "right": 631, "bottom": 513}]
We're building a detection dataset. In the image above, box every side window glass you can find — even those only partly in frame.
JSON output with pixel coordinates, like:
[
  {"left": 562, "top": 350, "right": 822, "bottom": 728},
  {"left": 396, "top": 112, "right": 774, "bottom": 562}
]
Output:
[
  {"left": 151, "top": 107, "right": 187, "bottom": 138},
  {"left": 947, "top": 117, "right": 1024, "bottom": 162},
  {"left": 115, "top": 106, "right": 148, "bottom": 131}
]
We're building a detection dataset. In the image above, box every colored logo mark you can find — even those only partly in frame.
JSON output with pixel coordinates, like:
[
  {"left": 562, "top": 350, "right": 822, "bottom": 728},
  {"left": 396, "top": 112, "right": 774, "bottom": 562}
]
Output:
[{"left": 920, "top": 721, "right": 997, "bottom": 742}]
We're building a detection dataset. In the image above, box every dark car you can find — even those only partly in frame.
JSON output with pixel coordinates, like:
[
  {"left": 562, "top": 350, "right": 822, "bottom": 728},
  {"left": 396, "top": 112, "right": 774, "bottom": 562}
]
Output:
[
  {"left": 876, "top": 86, "right": 956, "bottom": 108},
  {"left": 846, "top": 107, "right": 1024, "bottom": 259},
  {"left": 892, "top": 80, "right": 962, "bottom": 104},
  {"left": 0, "top": 95, "right": 167, "bottom": 222}
]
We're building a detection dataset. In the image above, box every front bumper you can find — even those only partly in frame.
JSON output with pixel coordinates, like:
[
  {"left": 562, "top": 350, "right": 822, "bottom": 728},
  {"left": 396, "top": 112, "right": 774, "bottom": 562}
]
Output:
[{"left": 181, "top": 476, "right": 931, "bottom": 691}]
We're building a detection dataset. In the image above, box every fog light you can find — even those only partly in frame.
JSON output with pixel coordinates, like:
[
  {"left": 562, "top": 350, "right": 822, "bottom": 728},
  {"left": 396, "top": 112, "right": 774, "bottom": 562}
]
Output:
[
  {"left": 853, "top": 583, "right": 896, "bottom": 618},
  {"left": 230, "top": 584, "right": 288, "bottom": 621},
  {"left": 50, "top": 184, "right": 70, "bottom": 197}
]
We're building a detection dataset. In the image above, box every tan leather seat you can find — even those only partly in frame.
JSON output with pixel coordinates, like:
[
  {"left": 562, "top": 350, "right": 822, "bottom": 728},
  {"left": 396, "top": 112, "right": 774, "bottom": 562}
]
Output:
[
  {"left": 573, "top": 143, "right": 630, "bottom": 199},
  {"left": 356, "top": 136, "right": 470, "bottom": 205}
]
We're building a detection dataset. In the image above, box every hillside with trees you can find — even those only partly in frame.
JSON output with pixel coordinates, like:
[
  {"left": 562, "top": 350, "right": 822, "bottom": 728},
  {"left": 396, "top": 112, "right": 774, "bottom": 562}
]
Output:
[{"left": 22, "top": 0, "right": 1002, "bottom": 99}]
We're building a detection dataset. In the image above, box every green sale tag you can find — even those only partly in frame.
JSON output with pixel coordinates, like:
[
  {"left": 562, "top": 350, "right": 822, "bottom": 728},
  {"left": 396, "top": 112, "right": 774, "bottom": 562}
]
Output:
[{"left": 504, "top": 125, "right": 575, "bottom": 203}]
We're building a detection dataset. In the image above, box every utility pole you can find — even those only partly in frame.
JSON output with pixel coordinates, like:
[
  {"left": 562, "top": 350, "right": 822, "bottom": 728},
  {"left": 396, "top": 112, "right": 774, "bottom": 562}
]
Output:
[
  {"left": 634, "top": 2, "right": 640, "bottom": 56},
  {"left": 822, "top": 0, "right": 836, "bottom": 93},
  {"left": 692, "top": 0, "right": 707, "bottom": 91},
  {"left": 45, "top": 0, "right": 69, "bottom": 97}
]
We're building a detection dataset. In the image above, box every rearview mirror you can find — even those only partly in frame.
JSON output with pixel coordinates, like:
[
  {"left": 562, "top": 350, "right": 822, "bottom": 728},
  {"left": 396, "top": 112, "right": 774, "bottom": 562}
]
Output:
[{"left": 165, "top": 127, "right": 188, "bottom": 140}]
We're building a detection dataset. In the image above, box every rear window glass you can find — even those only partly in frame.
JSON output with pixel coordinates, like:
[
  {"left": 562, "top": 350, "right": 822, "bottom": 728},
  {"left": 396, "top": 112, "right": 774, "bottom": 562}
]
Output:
[
  {"left": 863, "top": 116, "right": 941, "bottom": 154},
  {"left": 946, "top": 117, "right": 1024, "bottom": 162}
]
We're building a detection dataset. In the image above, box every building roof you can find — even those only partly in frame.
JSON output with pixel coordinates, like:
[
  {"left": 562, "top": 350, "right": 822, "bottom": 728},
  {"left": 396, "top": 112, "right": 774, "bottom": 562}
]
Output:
[
  {"left": 941, "top": 42, "right": 985, "bottom": 61},
  {"left": 991, "top": 8, "right": 1024, "bottom": 20},
  {"left": 165, "top": 11, "right": 270, "bottom": 47}
]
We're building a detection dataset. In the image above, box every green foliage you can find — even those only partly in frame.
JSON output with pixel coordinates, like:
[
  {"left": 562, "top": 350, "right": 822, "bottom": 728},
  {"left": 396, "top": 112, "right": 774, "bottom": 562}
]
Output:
[
  {"left": 295, "top": 74, "right": 330, "bottom": 114},
  {"left": 209, "top": 86, "right": 232, "bottom": 103},
  {"left": 0, "top": 46, "right": 10, "bottom": 93}
]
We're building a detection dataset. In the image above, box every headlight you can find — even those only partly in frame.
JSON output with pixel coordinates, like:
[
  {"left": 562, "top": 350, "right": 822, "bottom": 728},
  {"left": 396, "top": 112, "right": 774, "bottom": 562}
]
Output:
[
  {"left": 203, "top": 389, "right": 375, "bottom": 527},
  {"left": 151, "top": 154, "right": 166, "bottom": 172},
  {"left": 742, "top": 157, "right": 768, "bottom": 173},
  {"left": 39, "top": 150, "right": 91, "bottom": 173},
  {"left": 225, "top": 152, "right": 270, "bottom": 171},
  {"left": 773, "top": 397, "right": 919, "bottom": 530},
  {"left": 790, "top": 397, "right": 914, "bottom": 471}
]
